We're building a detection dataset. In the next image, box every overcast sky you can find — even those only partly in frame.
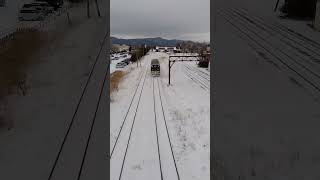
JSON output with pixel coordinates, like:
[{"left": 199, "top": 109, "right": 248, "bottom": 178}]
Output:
[{"left": 111, "top": 0, "right": 210, "bottom": 42}]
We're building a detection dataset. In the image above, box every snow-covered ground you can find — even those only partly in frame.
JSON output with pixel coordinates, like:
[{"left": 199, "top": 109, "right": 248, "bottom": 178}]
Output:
[
  {"left": 213, "top": 0, "right": 320, "bottom": 179},
  {"left": 0, "top": 1, "right": 108, "bottom": 179},
  {"left": 110, "top": 52, "right": 210, "bottom": 180}
]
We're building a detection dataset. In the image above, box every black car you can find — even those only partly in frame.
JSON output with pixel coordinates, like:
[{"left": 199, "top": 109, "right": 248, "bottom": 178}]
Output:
[{"left": 35, "top": 0, "right": 63, "bottom": 10}]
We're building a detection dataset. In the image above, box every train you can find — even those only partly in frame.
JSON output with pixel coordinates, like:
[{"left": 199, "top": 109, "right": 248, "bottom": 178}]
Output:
[{"left": 151, "top": 59, "right": 160, "bottom": 76}]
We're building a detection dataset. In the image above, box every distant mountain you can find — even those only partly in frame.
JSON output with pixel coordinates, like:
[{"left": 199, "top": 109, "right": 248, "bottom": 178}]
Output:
[{"left": 110, "top": 37, "right": 184, "bottom": 47}]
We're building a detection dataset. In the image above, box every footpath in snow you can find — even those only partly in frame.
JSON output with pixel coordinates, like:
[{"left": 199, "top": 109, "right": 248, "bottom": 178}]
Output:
[{"left": 110, "top": 52, "right": 210, "bottom": 180}]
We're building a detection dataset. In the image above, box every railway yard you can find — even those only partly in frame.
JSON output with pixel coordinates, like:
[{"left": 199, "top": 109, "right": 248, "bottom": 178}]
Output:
[
  {"left": 110, "top": 52, "right": 210, "bottom": 180},
  {"left": 213, "top": 0, "right": 320, "bottom": 178},
  {"left": 1, "top": 0, "right": 320, "bottom": 179},
  {"left": 0, "top": 1, "right": 108, "bottom": 179}
]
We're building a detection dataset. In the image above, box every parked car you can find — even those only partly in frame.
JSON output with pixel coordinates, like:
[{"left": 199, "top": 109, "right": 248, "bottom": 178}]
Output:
[
  {"left": 28, "top": 2, "right": 55, "bottom": 14},
  {"left": 122, "top": 58, "right": 130, "bottom": 65},
  {"left": 35, "top": 0, "right": 63, "bottom": 9},
  {"left": 116, "top": 62, "right": 126, "bottom": 68},
  {"left": 19, "top": 9, "right": 45, "bottom": 21}
]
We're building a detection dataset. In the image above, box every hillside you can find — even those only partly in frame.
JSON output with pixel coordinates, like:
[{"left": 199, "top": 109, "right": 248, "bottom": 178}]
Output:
[{"left": 110, "top": 36, "right": 184, "bottom": 46}]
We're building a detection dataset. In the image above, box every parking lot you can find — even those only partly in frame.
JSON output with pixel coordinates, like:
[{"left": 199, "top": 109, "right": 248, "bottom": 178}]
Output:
[
  {"left": 110, "top": 51, "right": 132, "bottom": 73},
  {"left": 0, "top": 0, "right": 66, "bottom": 41},
  {"left": 18, "top": 0, "right": 63, "bottom": 21}
]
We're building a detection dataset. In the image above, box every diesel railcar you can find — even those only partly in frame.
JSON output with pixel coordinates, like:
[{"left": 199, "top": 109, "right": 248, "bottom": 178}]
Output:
[{"left": 151, "top": 59, "right": 160, "bottom": 76}]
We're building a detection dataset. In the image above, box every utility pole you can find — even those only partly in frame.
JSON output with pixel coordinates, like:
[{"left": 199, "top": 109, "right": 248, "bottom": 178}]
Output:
[
  {"left": 67, "top": 11, "right": 71, "bottom": 25},
  {"left": 87, "top": 0, "right": 90, "bottom": 18},
  {"left": 94, "top": 0, "right": 101, "bottom": 17},
  {"left": 139, "top": 46, "right": 142, "bottom": 67},
  {"left": 136, "top": 50, "right": 138, "bottom": 68},
  {"left": 315, "top": 0, "right": 320, "bottom": 31},
  {"left": 274, "top": 0, "right": 280, "bottom": 12}
]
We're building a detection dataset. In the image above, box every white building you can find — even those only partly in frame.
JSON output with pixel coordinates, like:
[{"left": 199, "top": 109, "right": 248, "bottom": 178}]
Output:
[{"left": 155, "top": 46, "right": 181, "bottom": 53}]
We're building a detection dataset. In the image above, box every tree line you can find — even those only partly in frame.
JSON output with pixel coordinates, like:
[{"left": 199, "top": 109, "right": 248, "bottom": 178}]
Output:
[{"left": 129, "top": 45, "right": 151, "bottom": 63}]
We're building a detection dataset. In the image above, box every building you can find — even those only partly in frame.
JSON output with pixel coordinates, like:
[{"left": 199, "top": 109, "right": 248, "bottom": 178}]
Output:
[
  {"left": 155, "top": 46, "right": 181, "bottom": 53},
  {"left": 111, "top": 44, "right": 130, "bottom": 53}
]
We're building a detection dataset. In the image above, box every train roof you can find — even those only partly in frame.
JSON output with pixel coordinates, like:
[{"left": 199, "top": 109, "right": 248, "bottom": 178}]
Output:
[{"left": 151, "top": 59, "right": 160, "bottom": 65}]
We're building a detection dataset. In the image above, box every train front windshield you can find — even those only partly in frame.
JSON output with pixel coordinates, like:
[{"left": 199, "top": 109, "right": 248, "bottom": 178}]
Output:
[
  {"left": 151, "top": 65, "right": 160, "bottom": 71},
  {"left": 151, "top": 59, "right": 160, "bottom": 76}
]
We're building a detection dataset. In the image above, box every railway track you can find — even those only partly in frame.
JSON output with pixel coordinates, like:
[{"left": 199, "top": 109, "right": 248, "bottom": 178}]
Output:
[
  {"left": 111, "top": 68, "right": 148, "bottom": 180},
  {"left": 152, "top": 78, "right": 164, "bottom": 180},
  {"left": 184, "top": 64, "right": 210, "bottom": 82},
  {"left": 182, "top": 64, "right": 210, "bottom": 91},
  {"left": 47, "top": 31, "right": 109, "bottom": 180},
  {"left": 231, "top": 8, "right": 320, "bottom": 65},
  {"left": 110, "top": 68, "right": 146, "bottom": 157},
  {"left": 223, "top": 9, "right": 320, "bottom": 78},
  {"left": 218, "top": 9, "right": 320, "bottom": 94},
  {"left": 111, "top": 61, "right": 181, "bottom": 180},
  {"left": 152, "top": 77, "right": 181, "bottom": 180},
  {"left": 242, "top": 8, "right": 320, "bottom": 51},
  {"left": 191, "top": 65, "right": 210, "bottom": 76},
  {"left": 232, "top": 9, "right": 320, "bottom": 59}
]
